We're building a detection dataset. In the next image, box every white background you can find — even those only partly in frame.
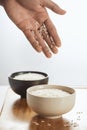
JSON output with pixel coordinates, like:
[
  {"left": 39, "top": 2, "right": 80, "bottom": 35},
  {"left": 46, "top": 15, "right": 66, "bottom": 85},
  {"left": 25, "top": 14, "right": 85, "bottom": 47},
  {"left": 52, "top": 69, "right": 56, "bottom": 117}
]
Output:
[{"left": 0, "top": 0, "right": 87, "bottom": 87}]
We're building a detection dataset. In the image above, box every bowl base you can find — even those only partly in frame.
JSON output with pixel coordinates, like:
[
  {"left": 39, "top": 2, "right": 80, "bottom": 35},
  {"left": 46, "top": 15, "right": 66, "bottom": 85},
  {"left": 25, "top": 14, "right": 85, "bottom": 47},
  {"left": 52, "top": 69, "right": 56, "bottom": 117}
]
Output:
[{"left": 41, "top": 115, "right": 62, "bottom": 119}]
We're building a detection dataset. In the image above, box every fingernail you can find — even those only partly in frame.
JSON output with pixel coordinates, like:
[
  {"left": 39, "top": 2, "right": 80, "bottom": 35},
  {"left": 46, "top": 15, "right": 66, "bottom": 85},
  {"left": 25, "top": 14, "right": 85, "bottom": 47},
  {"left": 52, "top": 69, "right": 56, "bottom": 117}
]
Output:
[{"left": 61, "top": 10, "right": 66, "bottom": 15}]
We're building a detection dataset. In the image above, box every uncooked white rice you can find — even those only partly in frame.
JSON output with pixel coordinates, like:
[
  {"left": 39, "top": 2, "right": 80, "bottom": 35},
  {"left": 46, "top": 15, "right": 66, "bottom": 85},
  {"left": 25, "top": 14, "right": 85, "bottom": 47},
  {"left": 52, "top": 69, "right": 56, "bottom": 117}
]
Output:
[
  {"left": 13, "top": 73, "right": 45, "bottom": 81},
  {"left": 30, "top": 89, "right": 70, "bottom": 97}
]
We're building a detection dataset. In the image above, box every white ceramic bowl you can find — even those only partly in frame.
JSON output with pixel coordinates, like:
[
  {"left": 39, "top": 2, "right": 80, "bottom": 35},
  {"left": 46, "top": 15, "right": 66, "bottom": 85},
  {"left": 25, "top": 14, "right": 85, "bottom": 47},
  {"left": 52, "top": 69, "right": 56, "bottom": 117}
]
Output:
[{"left": 27, "top": 85, "right": 76, "bottom": 118}]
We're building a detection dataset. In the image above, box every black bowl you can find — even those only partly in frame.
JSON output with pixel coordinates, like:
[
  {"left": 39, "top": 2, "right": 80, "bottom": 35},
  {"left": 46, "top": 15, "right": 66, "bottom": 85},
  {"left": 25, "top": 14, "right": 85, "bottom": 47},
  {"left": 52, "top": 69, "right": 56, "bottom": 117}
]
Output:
[{"left": 8, "top": 71, "right": 49, "bottom": 98}]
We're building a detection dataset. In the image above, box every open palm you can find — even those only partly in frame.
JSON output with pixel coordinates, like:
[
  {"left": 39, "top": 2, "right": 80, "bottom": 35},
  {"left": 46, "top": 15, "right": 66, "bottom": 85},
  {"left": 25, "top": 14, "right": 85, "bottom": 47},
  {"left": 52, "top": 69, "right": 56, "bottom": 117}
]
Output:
[{"left": 2, "top": 0, "right": 66, "bottom": 58}]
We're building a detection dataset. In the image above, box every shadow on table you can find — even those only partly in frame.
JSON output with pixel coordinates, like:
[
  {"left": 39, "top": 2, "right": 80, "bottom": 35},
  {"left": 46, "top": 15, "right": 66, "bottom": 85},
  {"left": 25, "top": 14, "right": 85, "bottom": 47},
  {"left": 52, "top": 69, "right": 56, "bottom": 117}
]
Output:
[
  {"left": 29, "top": 115, "right": 72, "bottom": 130},
  {"left": 12, "top": 98, "right": 36, "bottom": 121}
]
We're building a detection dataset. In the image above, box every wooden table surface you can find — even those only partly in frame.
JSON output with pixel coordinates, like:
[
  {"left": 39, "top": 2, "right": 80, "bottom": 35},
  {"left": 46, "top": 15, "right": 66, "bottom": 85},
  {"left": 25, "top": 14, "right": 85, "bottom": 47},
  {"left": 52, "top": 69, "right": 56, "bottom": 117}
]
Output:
[
  {"left": 0, "top": 87, "right": 87, "bottom": 130},
  {"left": 0, "top": 86, "right": 8, "bottom": 115}
]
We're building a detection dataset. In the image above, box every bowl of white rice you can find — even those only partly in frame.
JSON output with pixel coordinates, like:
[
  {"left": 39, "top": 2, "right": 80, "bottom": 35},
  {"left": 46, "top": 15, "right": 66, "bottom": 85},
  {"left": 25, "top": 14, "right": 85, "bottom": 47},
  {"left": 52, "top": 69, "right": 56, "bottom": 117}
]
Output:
[
  {"left": 27, "top": 85, "right": 76, "bottom": 118},
  {"left": 8, "top": 71, "right": 49, "bottom": 98}
]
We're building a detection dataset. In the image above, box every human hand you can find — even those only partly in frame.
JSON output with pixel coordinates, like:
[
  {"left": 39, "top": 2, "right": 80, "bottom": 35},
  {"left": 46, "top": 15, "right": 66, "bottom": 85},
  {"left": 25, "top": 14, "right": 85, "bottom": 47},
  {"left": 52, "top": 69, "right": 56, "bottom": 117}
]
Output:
[{"left": 2, "top": 0, "right": 66, "bottom": 58}]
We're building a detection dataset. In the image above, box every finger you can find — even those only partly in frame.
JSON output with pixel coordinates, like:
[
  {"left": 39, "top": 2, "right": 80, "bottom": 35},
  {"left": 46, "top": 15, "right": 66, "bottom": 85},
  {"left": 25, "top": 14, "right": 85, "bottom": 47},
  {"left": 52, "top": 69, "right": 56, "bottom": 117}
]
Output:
[
  {"left": 24, "top": 30, "right": 42, "bottom": 52},
  {"left": 42, "top": 45, "right": 52, "bottom": 58},
  {"left": 41, "top": 29, "right": 58, "bottom": 54},
  {"left": 17, "top": 19, "right": 42, "bottom": 52},
  {"left": 44, "top": 18, "right": 61, "bottom": 47},
  {"left": 35, "top": 30, "right": 52, "bottom": 58},
  {"left": 44, "top": 0, "right": 66, "bottom": 15}
]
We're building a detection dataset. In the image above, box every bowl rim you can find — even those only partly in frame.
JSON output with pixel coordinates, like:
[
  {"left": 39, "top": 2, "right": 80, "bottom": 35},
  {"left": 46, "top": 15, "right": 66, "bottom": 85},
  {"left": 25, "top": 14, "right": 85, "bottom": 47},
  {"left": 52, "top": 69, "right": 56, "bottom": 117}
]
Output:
[
  {"left": 27, "top": 84, "right": 76, "bottom": 99},
  {"left": 8, "top": 71, "right": 49, "bottom": 81}
]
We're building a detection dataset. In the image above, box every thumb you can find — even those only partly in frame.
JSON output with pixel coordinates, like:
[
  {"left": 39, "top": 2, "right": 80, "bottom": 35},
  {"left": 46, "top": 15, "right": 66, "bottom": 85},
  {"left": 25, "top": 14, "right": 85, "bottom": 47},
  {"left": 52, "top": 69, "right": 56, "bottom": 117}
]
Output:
[{"left": 45, "top": 0, "right": 66, "bottom": 15}]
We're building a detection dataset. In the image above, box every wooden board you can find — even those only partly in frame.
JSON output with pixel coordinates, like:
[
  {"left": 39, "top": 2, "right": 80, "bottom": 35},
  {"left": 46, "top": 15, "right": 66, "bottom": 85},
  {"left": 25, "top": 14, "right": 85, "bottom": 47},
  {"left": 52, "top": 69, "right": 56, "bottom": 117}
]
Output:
[
  {"left": 0, "top": 86, "right": 8, "bottom": 115},
  {"left": 0, "top": 88, "right": 87, "bottom": 130}
]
